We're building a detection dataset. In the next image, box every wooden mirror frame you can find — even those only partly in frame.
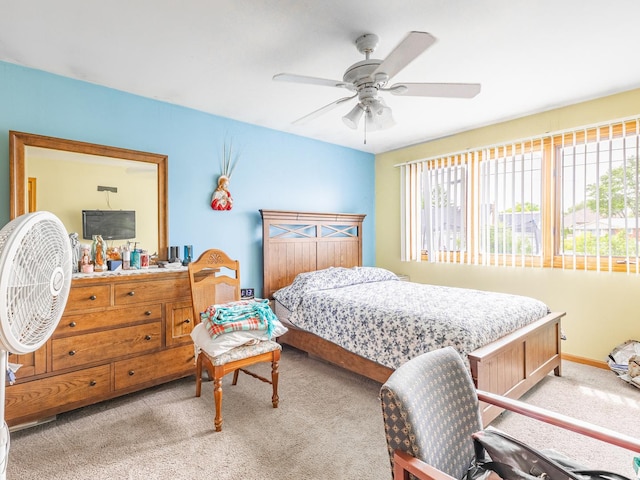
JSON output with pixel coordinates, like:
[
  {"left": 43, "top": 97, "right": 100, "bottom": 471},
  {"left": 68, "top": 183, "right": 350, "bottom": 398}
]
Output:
[{"left": 9, "top": 131, "right": 168, "bottom": 260}]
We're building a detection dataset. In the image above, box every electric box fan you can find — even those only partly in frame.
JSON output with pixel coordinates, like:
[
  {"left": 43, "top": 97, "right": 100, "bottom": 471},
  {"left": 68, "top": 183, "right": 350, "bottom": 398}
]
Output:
[{"left": 0, "top": 211, "right": 72, "bottom": 479}]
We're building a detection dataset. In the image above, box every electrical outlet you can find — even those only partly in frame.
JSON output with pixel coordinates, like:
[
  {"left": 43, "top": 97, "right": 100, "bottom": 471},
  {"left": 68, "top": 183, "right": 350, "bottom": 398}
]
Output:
[{"left": 241, "top": 288, "right": 255, "bottom": 299}]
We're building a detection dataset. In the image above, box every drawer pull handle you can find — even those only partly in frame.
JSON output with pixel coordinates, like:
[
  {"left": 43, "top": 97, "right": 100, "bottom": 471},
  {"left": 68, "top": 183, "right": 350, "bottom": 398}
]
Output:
[
  {"left": 89, "top": 295, "right": 97, "bottom": 301},
  {"left": 128, "top": 370, "right": 135, "bottom": 376},
  {"left": 144, "top": 311, "right": 152, "bottom": 316},
  {"left": 145, "top": 335, "right": 152, "bottom": 341},
  {"left": 183, "top": 319, "right": 191, "bottom": 324},
  {"left": 69, "top": 321, "right": 77, "bottom": 328},
  {"left": 128, "top": 291, "right": 135, "bottom": 296},
  {"left": 68, "top": 350, "right": 76, "bottom": 356},
  {"left": 89, "top": 380, "right": 97, "bottom": 386}
]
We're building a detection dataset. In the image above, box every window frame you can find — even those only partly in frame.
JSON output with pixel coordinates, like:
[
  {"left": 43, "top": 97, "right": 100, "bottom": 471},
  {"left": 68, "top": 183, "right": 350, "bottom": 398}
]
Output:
[{"left": 402, "top": 116, "right": 640, "bottom": 273}]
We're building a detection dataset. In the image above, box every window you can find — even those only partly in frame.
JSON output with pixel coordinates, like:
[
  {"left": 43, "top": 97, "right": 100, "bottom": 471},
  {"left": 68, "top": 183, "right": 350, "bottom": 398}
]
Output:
[
  {"left": 555, "top": 120, "right": 640, "bottom": 272},
  {"left": 401, "top": 154, "right": 469, "bottom": 263},
  {"left": 478, "top": 142, "right": 544, "bottom": 267},
  {"left": 400, "top": 116, "right": 640, "bottom": 272},
  {"left": 422, "top": 156, "right": 469, "bottom": 263}
]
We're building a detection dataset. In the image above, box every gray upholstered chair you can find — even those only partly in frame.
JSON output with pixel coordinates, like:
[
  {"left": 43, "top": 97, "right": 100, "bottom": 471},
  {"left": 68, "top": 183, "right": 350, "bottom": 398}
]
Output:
[
  {"left": 380, "top": 346, "right": 640, "bottom": 480},
  {"left": 381, "top": 347, "right": 482, "bottom": 480}
]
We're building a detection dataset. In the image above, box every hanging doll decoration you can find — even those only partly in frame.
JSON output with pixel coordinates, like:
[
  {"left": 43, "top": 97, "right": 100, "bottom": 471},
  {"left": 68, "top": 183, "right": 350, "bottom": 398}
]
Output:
[
  {"left": 211, "top": 175, "right": 232, "bottom": 211},
  {"left": 211, "top": 140, "right": 240, "bottom": 211}
]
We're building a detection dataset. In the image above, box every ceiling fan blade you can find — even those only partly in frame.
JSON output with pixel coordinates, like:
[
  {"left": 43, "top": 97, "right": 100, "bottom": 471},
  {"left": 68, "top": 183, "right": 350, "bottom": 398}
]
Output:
[
  {"left": 273, "top": 73, "right": 349, "bottom": 89},
  {"left": 372, "top": 31, "right": 436, "bottom": 81},
  {"left": 292, "top": 95, "right": 357, "bottom": 125},
  {"left": 389, "top": 82, "right": 481, "bottom": 98}
]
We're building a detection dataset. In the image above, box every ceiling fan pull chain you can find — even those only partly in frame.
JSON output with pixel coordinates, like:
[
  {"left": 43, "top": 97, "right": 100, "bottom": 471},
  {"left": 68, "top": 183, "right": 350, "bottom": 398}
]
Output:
[{"left": 364, "top": 111, "right": 367, "bottom": 144}]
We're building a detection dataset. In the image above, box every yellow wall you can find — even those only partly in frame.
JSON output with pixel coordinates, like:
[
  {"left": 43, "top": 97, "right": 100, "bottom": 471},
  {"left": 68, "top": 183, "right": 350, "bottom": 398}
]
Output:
[
  {"left": 27, "top": 157, "right": 158, "bottom": 251},
  {"left": 376, "top": 88, "right": 640, "bottom": 363}
]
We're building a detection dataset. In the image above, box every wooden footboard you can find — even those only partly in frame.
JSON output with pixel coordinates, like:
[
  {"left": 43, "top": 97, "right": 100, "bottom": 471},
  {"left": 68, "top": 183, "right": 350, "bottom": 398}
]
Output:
[{"left": 469, "top": 311, "right": 564, "bottom": 425}]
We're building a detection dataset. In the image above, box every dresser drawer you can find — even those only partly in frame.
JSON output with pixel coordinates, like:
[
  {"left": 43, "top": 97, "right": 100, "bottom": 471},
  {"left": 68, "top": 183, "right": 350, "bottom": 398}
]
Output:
[
  {"left": 55, "top": 303, "right": 163, "bottom": 337},
  {"left": 5, "top": 365, "right": 111, "bottom": 424},
  {"left": 114, "top": 278, "right": 191, "bottom": 305},
  {"left": 166, "top": 300, "right": 195, "bottom": 346},
  {"left": 114, "top": 344, "right": 196, "bottom": 390},
  {"left": 9, "top": 348, "right": 47, "bottom": 379},
  {"left": 65, "top": 284, "right": 111, "bottom": 312},
  {"left": 52, "top": 322, "right": 162, "bottom": 371}
]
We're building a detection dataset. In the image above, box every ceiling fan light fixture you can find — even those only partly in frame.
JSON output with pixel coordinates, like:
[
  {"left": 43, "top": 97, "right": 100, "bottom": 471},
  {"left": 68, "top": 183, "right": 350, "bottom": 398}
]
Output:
[
  {"left": 368, "top": 98, "right": 384, "bottom": 116},
  {"left": 366, "top": 102, "right": 395, "bottom": 131},
  {"left": 342, "top": 104, "right": 365, "bottom": 129}
]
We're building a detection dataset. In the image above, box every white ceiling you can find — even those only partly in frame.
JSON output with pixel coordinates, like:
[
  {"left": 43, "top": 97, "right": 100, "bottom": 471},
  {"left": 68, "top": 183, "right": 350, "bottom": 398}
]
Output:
[{"left": 2, "top": 0, "right": 640, "bottom": 154}]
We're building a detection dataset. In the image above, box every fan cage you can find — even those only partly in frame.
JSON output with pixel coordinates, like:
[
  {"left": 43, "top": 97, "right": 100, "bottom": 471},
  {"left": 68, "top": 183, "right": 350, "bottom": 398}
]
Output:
[{"left": 0, "top": 212, "right": 72, "bottom": 354}]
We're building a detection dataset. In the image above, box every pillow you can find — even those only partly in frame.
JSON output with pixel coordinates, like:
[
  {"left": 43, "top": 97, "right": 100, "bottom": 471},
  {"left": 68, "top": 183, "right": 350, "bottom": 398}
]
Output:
[
  {"left": 191, "top": 318, "right": 288, "bottom": 357},
  {"left": 349, "top": 266, "right": 400, "bottom": 284},
  {"left": 273, "top": 266, "right": 398, "bottom": 311}
]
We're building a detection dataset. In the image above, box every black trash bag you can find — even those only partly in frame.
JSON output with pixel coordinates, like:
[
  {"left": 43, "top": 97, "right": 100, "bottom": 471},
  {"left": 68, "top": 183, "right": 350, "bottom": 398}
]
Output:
[{"left": 467, "top": 428, "right": 631, "bottom": 480}]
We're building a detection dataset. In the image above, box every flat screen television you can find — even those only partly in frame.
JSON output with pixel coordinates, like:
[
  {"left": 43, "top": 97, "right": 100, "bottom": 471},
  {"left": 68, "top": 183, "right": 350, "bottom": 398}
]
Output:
[{"left": 82, "top": 210, "right": 136, "bottom": 241}]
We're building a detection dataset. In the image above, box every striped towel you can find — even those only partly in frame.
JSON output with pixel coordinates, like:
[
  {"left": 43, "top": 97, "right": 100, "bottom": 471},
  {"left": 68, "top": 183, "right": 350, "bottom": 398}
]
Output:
[{"left": 201, "top": 298, "right": 277, "bottom": 339}]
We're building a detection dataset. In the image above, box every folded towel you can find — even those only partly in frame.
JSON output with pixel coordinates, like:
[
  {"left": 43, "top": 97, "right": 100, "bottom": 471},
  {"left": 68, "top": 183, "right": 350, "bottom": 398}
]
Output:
[{"left": 201, "top": 298, "right": 277, "bottom": 339}]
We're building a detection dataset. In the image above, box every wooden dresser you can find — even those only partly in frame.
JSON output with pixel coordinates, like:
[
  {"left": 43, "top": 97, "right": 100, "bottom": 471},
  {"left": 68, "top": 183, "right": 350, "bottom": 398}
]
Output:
[{"left": 5, "top": 268, "right": 198, "bottom": 427}]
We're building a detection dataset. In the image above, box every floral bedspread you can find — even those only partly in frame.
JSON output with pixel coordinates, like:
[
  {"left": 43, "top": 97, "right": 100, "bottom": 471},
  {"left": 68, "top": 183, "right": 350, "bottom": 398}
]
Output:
[{"left": 273, "top": 267, "right": 550, "bottom": 369}]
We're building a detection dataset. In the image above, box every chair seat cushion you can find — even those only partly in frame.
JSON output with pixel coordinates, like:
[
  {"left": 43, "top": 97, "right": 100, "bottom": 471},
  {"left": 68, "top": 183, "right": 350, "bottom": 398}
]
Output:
[
  {"left": 205, "top": 340, "right": 281, "bottom": 366},
  {"left": 191, "top": 319, "right": 288, "bottom": 357}
]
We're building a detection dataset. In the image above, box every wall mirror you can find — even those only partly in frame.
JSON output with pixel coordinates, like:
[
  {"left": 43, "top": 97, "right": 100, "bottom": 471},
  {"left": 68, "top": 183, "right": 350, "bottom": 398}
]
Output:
[{"left": 9, "top": 131, "right": 168, "bottom": 260}]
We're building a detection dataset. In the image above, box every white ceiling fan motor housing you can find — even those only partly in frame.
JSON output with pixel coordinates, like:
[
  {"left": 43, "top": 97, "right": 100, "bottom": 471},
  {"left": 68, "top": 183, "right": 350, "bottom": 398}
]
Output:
[{"left": 343, "top": 60, "right": 385, "bottom": 87}]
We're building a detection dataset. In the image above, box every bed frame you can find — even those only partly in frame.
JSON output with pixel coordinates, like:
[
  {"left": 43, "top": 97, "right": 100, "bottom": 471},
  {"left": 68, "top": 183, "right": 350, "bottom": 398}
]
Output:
[{"left": 260, "top": 209, "right": 564, "bottom": 425}]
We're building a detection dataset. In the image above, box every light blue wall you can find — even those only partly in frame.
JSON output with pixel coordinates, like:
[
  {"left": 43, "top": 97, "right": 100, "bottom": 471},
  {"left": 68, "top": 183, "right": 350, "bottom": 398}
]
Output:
[{"left": 0, "top": 61, "right": 375, "bottom": 295}]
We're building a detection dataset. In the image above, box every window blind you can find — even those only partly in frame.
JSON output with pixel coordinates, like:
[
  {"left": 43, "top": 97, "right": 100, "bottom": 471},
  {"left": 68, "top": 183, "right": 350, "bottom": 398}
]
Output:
[
  {"left": 557, "top": 118, "right": 640, "bottom": 272},
  {"left": 398, "top": 115, "right": 640, "bottom": 273}
]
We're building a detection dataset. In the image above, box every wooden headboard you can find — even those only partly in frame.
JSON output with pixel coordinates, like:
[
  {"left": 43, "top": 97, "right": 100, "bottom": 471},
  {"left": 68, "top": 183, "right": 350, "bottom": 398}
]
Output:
[{"left": 260, "top": 210, "right": 365, "bottom": 299}]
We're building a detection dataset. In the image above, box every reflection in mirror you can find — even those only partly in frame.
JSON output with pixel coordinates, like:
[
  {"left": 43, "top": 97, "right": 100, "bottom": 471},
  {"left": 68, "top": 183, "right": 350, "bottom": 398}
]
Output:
[
  {"left": 10, "top": 131, "right": 168, "bottom": 260},
  {"left": 26, "top": 147, "right": 157, "bottom": 248}
]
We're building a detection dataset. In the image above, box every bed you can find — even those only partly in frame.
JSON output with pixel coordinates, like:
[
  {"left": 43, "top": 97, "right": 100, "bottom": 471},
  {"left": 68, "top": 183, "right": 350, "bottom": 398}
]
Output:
[{"left": 260, "top": 209, "right": 564, "bottom": 425}]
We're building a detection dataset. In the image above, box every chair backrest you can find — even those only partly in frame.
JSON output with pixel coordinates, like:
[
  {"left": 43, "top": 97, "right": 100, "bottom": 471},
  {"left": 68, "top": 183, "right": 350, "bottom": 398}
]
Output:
[
  {"left": 380, "top": 347, "right": 483, "bottom": 480},
  {"left": 188, "top": 249, "right": 241, "bottom": 324}
]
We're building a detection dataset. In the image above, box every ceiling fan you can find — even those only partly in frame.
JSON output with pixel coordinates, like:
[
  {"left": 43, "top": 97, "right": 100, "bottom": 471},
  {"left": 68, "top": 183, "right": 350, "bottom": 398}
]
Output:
[{"left": 273, "top": 31, "right": 481, "bottom": 133}]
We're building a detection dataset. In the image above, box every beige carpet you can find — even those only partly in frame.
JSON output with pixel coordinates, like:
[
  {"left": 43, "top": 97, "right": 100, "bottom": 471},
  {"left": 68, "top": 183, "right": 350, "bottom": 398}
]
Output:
[
  {"left": 7, "top": 347, "right": 640, "bottom": 479},
  {"left": 492, "top": 358, "right": 640, "bottom": 477}
]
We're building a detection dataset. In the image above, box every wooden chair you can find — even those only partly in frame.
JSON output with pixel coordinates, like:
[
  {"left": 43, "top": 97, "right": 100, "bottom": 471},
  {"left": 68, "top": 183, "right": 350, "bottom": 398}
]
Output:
[
  {"left": 380, "top": 346, "right": 640, "bottom": 480},
  {"left": 188, "top": 248, "right": 281, "bottom": 432}
]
